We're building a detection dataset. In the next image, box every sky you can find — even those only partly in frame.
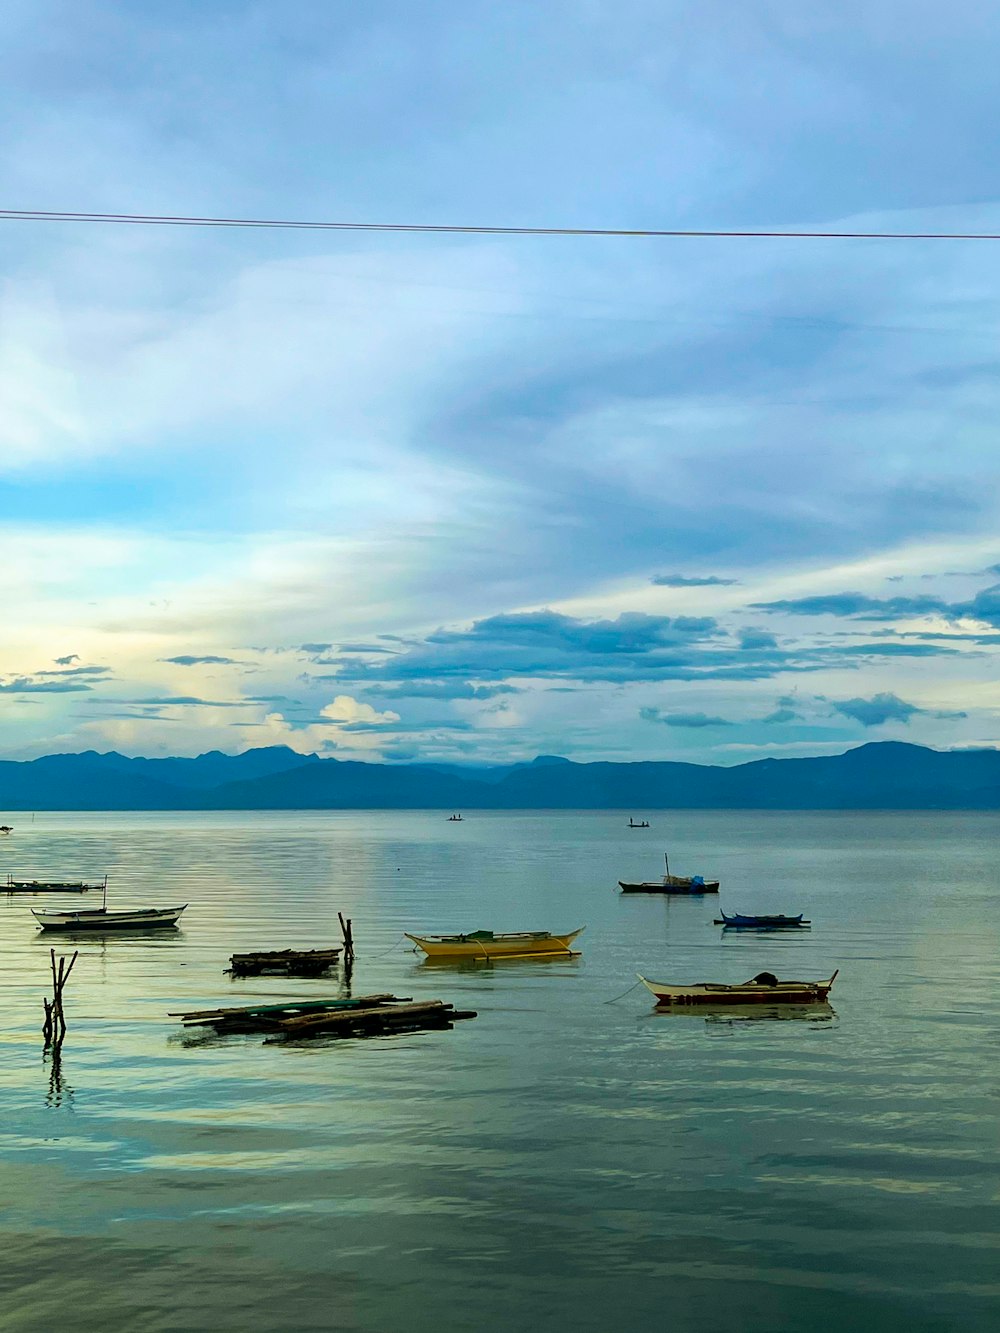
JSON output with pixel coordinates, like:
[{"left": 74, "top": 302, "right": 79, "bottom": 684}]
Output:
[{"left": 4, "top": 0, "right": 1000, "bottom": 765}]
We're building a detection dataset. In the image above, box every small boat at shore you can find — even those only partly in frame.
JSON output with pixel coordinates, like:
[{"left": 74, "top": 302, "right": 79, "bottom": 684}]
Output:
[
  {"left": 31, "top": 904, "right": 188, "bottom": 931},
  {"left": 0, "top": 825, "right": 12, "bottom": 835},
  {"left": 406, "top": 927, "right": 584, "bottom": 960},
  {"left": 716, "top": 910, "right": 808, "bottom": 928},
  {"left": 620, "top": 853, "right": 719, "bottom": 894},
  {"left": 639, "top": 969, "right": 838, "bottom": 1007}
]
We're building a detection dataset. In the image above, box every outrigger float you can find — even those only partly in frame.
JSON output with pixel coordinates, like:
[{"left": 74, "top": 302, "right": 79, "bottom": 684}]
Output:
[
  {"left": 639, "top": 969, "right": 838, "bottom": 1007},
  {"left": 405, "top": 927, "right": 584, "bottom": 960},
  {"left": 173, "top": 993, "right": 477, "bottom": 1041}
]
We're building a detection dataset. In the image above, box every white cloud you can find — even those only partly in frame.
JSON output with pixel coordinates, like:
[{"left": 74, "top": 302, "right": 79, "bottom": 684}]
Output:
[{"left": 319, "top": 695, "right": 400, "bottom": 726}]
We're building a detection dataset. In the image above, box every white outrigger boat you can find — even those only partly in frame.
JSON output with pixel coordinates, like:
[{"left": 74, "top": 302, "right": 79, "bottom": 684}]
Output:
[
  {"left": 639, "top": 969, "right": 838, "bottom": 1007},
  {"left": 31, "top": 904, "right": 188, "bottom": 931}
]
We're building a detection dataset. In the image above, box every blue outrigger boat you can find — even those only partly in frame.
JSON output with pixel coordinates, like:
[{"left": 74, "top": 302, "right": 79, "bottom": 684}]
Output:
[{"left": 716, "top": 910, "right": 809, "bottom": 929}]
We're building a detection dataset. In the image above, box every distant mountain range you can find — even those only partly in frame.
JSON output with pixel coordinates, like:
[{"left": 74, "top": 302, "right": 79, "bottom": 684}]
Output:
[{"left": 1, "top": 741, "right": 999, "bottom": 810}]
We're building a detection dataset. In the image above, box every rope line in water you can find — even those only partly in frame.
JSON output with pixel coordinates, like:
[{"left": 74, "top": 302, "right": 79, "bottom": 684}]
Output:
[{"left": 603, "top": 979, "right": 645, "bottom": 1005}]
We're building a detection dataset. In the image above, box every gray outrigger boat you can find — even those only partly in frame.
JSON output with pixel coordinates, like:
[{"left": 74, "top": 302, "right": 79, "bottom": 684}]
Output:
[{"left": 32, "top": 904, "right": 187, "bottom": 931}]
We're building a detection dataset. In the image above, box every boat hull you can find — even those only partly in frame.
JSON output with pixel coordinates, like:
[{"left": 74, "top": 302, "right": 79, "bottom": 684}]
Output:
[
  {"left": 639, "top": 972, "right": 837, "bottom": 1006},
  {"left": 32, "top": 905, "right": 188, "bottom": 931},
  {"left": 406, "top": 928, "right": 583, "bottom": 959},
  {"left": 619, "top": 880, "right": 720, "bottom": 894}
]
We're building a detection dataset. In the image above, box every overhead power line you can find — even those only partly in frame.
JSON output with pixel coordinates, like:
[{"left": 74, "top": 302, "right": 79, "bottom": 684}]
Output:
[{"left": 1, "top": 207, "right": 1000, "bottom": 240}]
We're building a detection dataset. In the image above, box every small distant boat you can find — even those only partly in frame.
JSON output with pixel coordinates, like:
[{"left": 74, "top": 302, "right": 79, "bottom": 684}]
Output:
[
  {"left": 31, "top": 905, "right": 188, "bottom": 931},
  {"left": 716, "top": 910, "right": 808, "bottom": 928},
  {"left": 627, "top": 818, "right": 650, "bottom": 828},
  {"left": 639, "top": 969, "right": 838, "bottom": 1007},
  {"left": 406, "top": 927, "right": 584, "bottom": 960},
  {"left": 0, "top": 825, "right": 12, "bottom": 835},
  {"left": 6, "top": 873, "right": 104, "bottom": 895},
  {"left": 447, "top": 814, "right": 463, "bottom": 822},
  {"left": 620, "top": 852, "right": 719, "bottom": 894}
]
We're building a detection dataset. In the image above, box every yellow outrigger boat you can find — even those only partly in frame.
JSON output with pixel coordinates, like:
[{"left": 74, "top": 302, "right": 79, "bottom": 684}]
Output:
[{"left": 405, "top": 927, "right": 584, "bottom": 960}]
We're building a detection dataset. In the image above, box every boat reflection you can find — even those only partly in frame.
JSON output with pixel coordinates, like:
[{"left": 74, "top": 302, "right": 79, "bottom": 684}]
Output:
[
  {"left": 719, "top": 923, "right": 812, "bottom": 934},
  {"left": 415, "top": 950, "right": 582, "bottom": 971},
  {"left": 29, "top": 927, "right": 186, "bottom": 947},
  {"left": 648, "top": 1001, "right": 837, "bottom": 1026}
]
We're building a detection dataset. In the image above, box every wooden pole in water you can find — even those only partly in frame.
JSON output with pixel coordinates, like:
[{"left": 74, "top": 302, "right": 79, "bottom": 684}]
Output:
[
  {"left": 338, "top": 911, "right": 355, "bottom": 962},
  {"left": 43, "top": 948, "right": 78, "bottom": 1053}
]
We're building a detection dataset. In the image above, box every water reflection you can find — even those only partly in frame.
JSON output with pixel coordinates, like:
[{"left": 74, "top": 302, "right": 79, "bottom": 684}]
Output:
[
  {"left": 647, "top": 1001, "right": 838, "bottom": 1026},
  {"left": 1, "top": 809, "right": 999, "bottom": 1333},
  {"left": 44, "top": 1051, "right": 75, "bottom": 1109},
  {"left": 415, "top": 951, "right": 583, "bottom": 971}
]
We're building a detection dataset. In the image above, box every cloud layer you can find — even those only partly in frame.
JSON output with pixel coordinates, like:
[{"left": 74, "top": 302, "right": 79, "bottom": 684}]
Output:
[{"left": 2, "top": 5, "right": 1000, "bottom": 761}]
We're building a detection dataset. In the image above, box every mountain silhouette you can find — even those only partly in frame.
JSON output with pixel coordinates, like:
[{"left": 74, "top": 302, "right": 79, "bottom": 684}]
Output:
[{"left": 0, "top": 741, "right": 998, "bottom": 809}]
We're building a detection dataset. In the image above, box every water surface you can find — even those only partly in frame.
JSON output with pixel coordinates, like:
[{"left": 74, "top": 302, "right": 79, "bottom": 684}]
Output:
[{"left": 0, "top": 811, "right": 997, "bottom": 1332}]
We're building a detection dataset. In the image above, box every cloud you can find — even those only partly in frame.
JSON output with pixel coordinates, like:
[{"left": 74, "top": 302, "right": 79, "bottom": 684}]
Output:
[
  {"left": 752, "top": 592, "right": 952, "bottom": 619},
  {"left": 162, "top": 655, "right": 240, "bottom": 666},
  {"left": 0, "top": 677, "right": 93, "bottom": 694},
  {"left": 739, "top": 628, "right": 777, "bottom": 650},
  {"left": 762, "top": 708, "right": 799, "bottom": 723},
  {"left": 753, "top": 582, "right": 1000, "bottom": 632},
  {"left": 36, "top": 665, "right": 112, "bottom": 677},
  {"left": 831, "top": 692, "right": 922, "bottom": 726},
  {"left": 640, "top": 707, "right": 733, "bottom": 728},
  {"left": 361, "top": 681, "right": 520, "bottom": 701},
  {"left": 651, "top": 574, "right": 738, "bottom": 587},
  {"left": 53, "top": 654, "right": 79, "bottom": 666},
  {"left": 317, "top": 696, "right": 400, "bottom": 726}
]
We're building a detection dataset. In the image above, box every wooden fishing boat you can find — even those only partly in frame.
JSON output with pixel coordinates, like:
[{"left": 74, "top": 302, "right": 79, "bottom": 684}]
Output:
[
  {"left": 405, "top": 927, "right": 584, "bottom": 959},
  {"left": 31, "top": 904, "right": 188, "bottom": 931},
  {"left": 627, "top": 818, "right": 650, "bottom": 828},
  {"left": 639, "top": 969, "right": 838, "bottom": 1007},
  {"left": 620, "top": 852, "right": 718, "bottom": 894},
  {"left": 620, "top": 874, "right": 719, "bottom": 894},
  {"left": 716, "top": 910, "right": 808, "bottom": 928}
]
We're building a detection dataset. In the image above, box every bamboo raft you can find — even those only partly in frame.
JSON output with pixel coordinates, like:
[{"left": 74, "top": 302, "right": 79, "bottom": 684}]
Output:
[
  {"left": 171, "top": 993, "right": 478, "bottom": 1041},
  {"left": 227, "top": 948, "right": 342, "bottom": 978},
  {"left": 6, "top": 874, "right": 103, "bottom": 894}
]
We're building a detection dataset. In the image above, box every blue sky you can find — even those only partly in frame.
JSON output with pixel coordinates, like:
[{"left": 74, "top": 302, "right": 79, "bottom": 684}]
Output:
[{"left": 4, "top": 1, "right": 1000, "bottom": 763}]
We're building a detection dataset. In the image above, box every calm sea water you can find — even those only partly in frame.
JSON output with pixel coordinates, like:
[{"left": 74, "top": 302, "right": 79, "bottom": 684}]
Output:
[{"left": 0, "top": 810, "right": 998, "bottom": 1333}]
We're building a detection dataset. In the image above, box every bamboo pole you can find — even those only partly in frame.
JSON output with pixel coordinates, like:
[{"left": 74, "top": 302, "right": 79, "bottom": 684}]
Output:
[{"left": 43, "top": 948, "right": 78, "bottom": 1052}]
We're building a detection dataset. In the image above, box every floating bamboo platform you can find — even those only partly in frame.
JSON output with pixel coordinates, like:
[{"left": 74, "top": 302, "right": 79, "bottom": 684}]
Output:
[
  {"left": 227, "top": 947, "right": 342, "bottom": 978},
  {"left": 6, "top": 874, "right": 103, "bottom": 894},
  {"left": 171, "top": 993, "right": 477, "bottom": 1041}
]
